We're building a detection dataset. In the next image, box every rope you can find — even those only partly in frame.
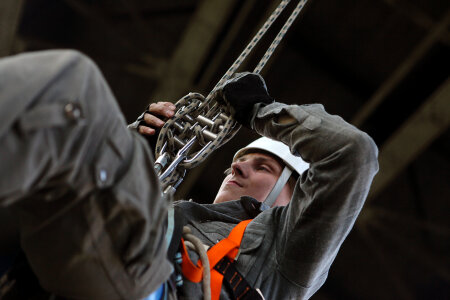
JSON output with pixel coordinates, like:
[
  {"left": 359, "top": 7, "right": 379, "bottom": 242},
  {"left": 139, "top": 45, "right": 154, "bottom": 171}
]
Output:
[
  {"left": 156, "top": 0, "right": 309, "bottom": 190},
  {"left": 206, "top": 0, "right": 293, "bottom": 98},
  {"left": 254, "top": 0, "right": 307, "bottom": 73},
  {"left": 182, "top": 226, "right": 211, "bottom": 300}
]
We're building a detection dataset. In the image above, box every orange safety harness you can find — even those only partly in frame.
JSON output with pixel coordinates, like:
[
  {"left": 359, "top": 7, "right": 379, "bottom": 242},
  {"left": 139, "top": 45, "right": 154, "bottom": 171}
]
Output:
[{"left": 180, "top": 219, "right": 263, "bottom": 300}]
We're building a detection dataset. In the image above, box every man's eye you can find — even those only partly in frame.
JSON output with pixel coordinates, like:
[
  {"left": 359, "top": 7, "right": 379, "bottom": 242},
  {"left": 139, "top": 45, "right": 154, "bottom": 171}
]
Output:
[{"left": 258, "top": 166, "right": 271, "bottom": 172}]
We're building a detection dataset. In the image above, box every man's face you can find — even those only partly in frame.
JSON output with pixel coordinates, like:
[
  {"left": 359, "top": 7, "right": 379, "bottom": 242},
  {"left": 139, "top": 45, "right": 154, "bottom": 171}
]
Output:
[{"left": 213, "top": 152, "right": 292, "bottom": 207}]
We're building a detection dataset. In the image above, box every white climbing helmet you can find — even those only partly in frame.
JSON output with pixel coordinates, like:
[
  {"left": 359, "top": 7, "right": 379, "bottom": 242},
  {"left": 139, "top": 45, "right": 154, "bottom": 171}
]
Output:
[
  {"left": 234, "top": 136, "right": 309, "bottom": 210},
  {"left": 234, "top": 136, "right": 309, "bottom": 176}
]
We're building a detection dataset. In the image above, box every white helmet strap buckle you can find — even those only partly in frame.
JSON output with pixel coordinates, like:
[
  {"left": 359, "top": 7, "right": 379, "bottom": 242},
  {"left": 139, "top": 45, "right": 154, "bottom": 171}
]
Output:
[{"left": 260, "top": 166, "right": 292, "bottom": 211}]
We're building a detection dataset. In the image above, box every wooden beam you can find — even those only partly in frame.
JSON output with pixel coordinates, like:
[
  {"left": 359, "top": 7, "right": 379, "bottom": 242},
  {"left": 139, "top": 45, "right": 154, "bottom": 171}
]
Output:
[
  {"left": 63, "top": 0, "right": 145, "bottom": 56},
  {"left": 381, "top": 0, "right": 450, "bottom": 46},
  {"left": 151, "top": 0, "right": 238, "bottom": 101},
  {"left": 352, "top": 9, "right": 450, "bottom": 127},
  {"left": 368, "top": 78, "right": 450, "bottom": 201},
  {"left": 196, "top": 0, "right": 259, "bottom": 91},
  {"left": 356, "top": 225, "right": 413, "bottom": 299},
  {"left": 0, "top": 0, "right": 24, "bottom": 57}
]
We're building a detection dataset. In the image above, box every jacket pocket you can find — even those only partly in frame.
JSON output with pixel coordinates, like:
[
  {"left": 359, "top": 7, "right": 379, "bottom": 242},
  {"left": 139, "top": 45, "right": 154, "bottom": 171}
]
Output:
[
  {"left": 239, "top": 227, "right": 265, "bottom": 254},
  {"left": 18, "top": 101, "right": 85, "bottom": 132},
  {"left": 92, "top": 119, "right": 131, "bottom": 189},
  {"left": 236, "top": 222, "right": 266, "bottom": 277}
]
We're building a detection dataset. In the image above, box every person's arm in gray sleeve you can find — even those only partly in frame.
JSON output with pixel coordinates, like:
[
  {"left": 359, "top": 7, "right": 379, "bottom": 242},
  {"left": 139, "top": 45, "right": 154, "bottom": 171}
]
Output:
[
  {"left": 0, "top": 50, "right": 171, "bottom": 299},
  {"left": 215, "top": 72, "right": 378, "bottom": 292},
  {"left": 253, "top": 102, "right": 379, "bottom": 289}
]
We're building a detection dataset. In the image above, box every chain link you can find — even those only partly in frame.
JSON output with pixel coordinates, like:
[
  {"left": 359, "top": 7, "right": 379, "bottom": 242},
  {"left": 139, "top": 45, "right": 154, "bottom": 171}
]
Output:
[{"left": 155, "top": 0, "right": 308, "bottom": 190}]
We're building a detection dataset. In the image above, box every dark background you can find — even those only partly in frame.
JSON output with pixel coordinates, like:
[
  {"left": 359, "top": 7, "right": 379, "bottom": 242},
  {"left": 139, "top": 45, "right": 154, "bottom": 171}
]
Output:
[{"left": 1, "top": 0, "right": 449, "bottom": 299}]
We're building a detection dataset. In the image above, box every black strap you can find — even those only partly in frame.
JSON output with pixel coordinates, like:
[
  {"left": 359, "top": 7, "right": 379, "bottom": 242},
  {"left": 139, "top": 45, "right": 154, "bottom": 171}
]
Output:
[
  {"left": 214, "top": 258, "right": 264, "bottom": 300},
  {"left": 167, "top": 205, "right": 188, "bottom": 262}
]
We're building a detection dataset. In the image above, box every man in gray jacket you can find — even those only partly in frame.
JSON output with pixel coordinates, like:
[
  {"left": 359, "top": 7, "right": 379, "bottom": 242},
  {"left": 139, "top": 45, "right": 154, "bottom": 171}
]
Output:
[{"left": 0, "top": 50, "right": 378, "bottom": 299}]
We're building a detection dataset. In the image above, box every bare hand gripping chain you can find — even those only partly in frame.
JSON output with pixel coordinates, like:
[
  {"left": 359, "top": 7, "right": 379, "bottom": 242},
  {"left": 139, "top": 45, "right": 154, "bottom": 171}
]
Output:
[{"left": 155, "top": 0, "right": 308, "bottom": 191}]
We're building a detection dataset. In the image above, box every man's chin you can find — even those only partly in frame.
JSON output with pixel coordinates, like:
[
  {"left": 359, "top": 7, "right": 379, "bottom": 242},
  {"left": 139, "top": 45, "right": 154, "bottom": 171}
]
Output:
[
  {"left": 213, "top": 193, "right": 237, "bottom": 204},
  {"left": 213, "top": 197, "right": 226, "bottom": 204}
]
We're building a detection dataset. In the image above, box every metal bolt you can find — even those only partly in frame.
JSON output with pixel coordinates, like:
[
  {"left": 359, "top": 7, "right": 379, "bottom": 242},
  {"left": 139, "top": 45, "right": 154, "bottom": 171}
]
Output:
[
  {"left": 99, "top": 169, "right": 107, "bottom": 183},
  {"left": 174, "top": 252, "right": 182, "bottom": 264},
  {"left": 64, "top": 103, "right": 82, "bottom": 121},
  {"left": 175, "top": 274, "right": 183, "bottom": 287}
]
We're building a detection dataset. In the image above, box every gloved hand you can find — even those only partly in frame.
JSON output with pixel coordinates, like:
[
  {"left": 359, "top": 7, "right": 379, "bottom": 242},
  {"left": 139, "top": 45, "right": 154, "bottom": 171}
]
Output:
[
  {"left": 136, "top": 101, "right": 176, "bottom": 136},
  {"left": 215, "top": 72, "right": 274, "bottom": 128},
  {"left": 128, "top": 101, "right": 176, "bottom": 150}
]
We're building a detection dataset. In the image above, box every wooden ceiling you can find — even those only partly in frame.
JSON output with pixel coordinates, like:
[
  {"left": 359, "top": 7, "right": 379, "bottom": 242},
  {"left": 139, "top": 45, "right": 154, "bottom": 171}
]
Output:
[{"left": 1, "top": 0, "right": 449, "bottom": 299}]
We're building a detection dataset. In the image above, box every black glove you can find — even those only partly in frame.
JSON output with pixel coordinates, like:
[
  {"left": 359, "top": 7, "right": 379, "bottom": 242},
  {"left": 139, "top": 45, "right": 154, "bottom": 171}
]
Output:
[{"left": 216, "top": 72, "right": 274, "bottom": 128}]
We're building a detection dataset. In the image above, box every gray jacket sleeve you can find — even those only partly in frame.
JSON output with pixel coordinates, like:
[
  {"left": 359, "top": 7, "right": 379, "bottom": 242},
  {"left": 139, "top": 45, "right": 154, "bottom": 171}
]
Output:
[
  {"left": 0, "top": 50, "right": 171, "bottom": 299},
  {"left": 252, "top": 102, "right": 379, "bottom": 288}
]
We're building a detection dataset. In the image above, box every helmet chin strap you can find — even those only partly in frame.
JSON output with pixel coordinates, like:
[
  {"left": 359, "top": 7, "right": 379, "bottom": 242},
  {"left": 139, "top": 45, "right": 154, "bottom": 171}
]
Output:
[{"left": 260, "top": 166, "right": 292, "bottom": 211}]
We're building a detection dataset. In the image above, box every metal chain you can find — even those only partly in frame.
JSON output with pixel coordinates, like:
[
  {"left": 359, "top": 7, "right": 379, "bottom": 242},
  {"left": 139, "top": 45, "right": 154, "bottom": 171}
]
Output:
[
  {"left": 155, "top": 0, "right": 308, "bottom": 191},
  {"left": 254, "top": 0, "right": 308, "bottom": 73}
]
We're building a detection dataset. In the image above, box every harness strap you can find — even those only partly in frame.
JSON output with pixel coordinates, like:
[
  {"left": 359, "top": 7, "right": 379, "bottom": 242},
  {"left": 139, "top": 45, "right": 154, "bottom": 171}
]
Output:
[
  {"left": 261, "top": 166, "right": 292, "bottom": 210},
  {"left": 180, "top": 219, "right": 252, "bottom": 300},
  {"left": 214, "top": 258, "right": 264, "bottom": 300}
]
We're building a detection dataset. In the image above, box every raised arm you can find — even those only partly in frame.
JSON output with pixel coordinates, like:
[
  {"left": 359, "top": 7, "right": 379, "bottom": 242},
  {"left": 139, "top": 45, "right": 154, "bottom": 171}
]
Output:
[
  {"left": 215, "top": 72, "right": 378, "bottom": 295},
  {"left": 253, "top": 102, "right": 379, "bottom": 289}
]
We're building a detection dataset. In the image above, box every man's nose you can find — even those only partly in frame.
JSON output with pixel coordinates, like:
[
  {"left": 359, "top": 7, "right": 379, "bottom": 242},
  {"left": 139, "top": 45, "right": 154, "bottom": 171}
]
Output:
[{"left": 231, "top": 160, "right": 249, "bottom": 178}]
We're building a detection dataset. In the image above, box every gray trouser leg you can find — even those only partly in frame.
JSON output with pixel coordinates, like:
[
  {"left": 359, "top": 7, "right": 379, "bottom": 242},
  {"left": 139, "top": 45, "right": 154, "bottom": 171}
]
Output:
[{"left": 0, "top": 50, "right": 171, "bottom": 299}]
